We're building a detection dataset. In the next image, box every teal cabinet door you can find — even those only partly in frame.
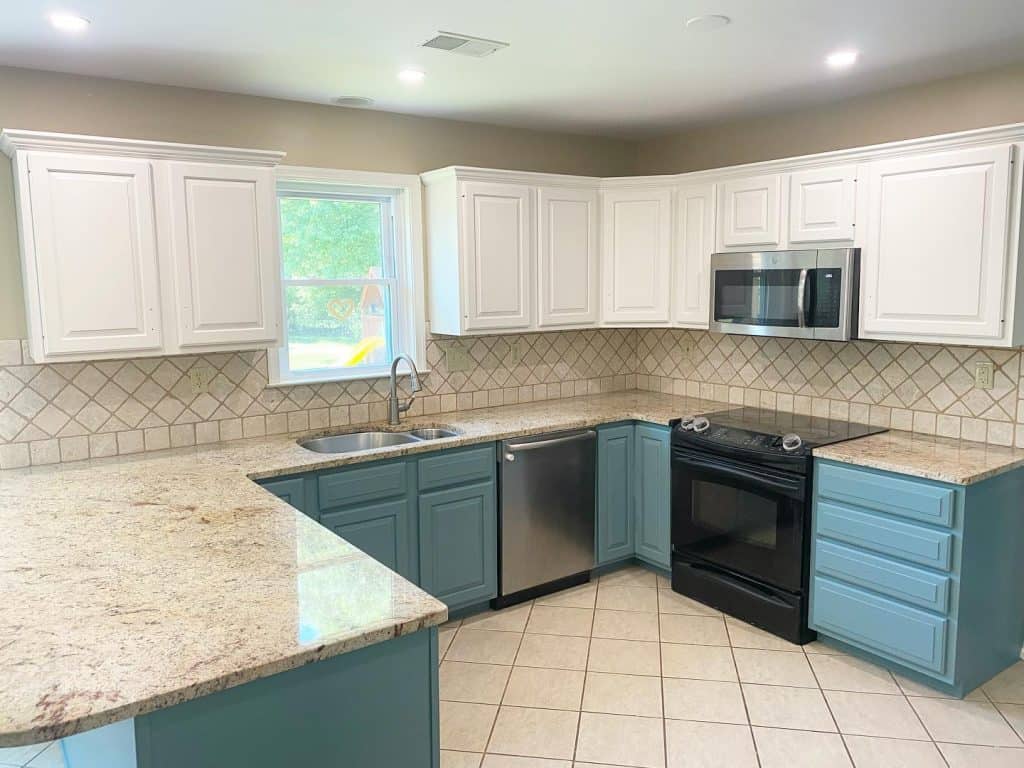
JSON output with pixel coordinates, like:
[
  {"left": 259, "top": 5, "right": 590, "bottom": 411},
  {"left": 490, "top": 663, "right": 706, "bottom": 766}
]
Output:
[
  {"left": 259, "top": 476, "right": 312, "bottom": 518},
  {"left": 634, "top": 424, "right": 671, "bottom": 569},
  {"left": 597, "top": 424, "right": 635, "bottom": 565},
  {"left": 320, "top": 498, "right": 412, "bottom": 579},
  {"left": 418, "top": 481, "right": 497, "bottom": 610}
]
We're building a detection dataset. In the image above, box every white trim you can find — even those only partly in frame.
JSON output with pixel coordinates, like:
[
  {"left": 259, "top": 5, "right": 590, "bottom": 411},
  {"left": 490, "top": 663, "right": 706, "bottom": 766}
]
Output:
[
  {"left": 268, "top": 166, "right": 426, "bottom": 386},
  {"left": 420, "top": 164, "right": 602, "bottom": 189},
  {"left": 0, "top": 129, "right": 285, "bottom": 166}
]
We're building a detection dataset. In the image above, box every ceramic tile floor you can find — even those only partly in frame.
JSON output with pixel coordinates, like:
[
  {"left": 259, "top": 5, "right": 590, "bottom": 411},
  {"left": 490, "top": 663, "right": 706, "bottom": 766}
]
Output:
[{"left": 437, "top": 564, "right": 1024, "bottom": 768}]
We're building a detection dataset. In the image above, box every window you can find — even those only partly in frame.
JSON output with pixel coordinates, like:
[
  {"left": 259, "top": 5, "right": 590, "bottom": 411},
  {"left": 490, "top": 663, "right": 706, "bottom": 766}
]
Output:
[{"left": 270, "top": 168, "right": 425, "bottom": 385}]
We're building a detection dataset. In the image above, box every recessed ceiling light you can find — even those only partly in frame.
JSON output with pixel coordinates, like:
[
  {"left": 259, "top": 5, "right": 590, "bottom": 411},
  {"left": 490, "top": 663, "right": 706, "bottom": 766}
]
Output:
[
  {"left": 826, "top": 49, "right": 859, "bottom": 69},
  {"left": 333, "top": 96, "right": 375, "bottom": 108},
  {"left": 398, "top": 69, "right": 425, "bottom": 84},
  {"left": 48, "top": 11, "right": 90, "bottom": 33},
  {"left": 685, "top": 14, "right": 731, "bottom": 30}
]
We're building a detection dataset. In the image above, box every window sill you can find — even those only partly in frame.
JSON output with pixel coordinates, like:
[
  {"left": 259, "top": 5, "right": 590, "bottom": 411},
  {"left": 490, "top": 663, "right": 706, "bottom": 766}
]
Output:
[{"left": 265, "top": 365, "right": 431, "bottom": 389}]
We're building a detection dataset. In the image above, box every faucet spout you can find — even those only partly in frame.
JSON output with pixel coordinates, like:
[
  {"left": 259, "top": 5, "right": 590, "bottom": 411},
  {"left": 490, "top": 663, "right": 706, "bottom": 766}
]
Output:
[{"left": 388, "top": 355, "right": 422, "bottom": 425}]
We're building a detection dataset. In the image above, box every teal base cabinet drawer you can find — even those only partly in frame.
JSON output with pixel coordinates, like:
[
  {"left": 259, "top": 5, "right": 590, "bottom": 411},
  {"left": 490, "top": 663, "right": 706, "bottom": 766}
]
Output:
[
  {"left": 812, "top": 576, "right": 948, "bottom": 674},
  {"left": 320, "top": 499, "right": 412, "bottom": 579},
  {"left": 418, "top": 481, "right": 497, "bottom": 610},
  {"left": 418, "top": 445, "right": 494, "bottom": 491},
  {"left": 318, "top": 461, "right": 409, "bottom": 508},
  {"left": 812, "top": 459, "right": 1024, "bottom": 698},
  {"left": 597, "top": 424, "right": 635, "bottom": 565}
]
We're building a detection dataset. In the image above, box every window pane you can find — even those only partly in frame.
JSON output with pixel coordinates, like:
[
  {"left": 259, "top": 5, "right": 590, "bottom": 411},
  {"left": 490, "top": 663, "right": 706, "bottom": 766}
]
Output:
[
  {"left": 285, "top": 284, "right": 391, "bottom": 372},
  {"left": 280, "top": 196, "right": 385, "bottom": 280}
]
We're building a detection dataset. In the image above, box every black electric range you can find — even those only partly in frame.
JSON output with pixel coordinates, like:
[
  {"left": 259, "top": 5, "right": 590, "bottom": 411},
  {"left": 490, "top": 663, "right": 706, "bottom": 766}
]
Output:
[{"left": 668, "top": 407, "right": 887, "bottom": 644}]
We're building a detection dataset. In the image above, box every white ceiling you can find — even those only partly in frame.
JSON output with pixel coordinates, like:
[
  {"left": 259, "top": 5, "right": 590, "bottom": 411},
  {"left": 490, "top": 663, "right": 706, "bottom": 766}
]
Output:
[{"left": 4, "top": 0, "right": 1024, "bottom": 138}]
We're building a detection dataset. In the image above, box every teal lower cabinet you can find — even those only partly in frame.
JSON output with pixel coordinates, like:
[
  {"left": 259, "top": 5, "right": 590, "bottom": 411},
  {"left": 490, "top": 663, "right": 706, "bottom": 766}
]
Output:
[
  {"left": 258, "top": 475, "right": 314, "bottom": 518},
  {"left": 810, "top": 459, "right": 1024, "bottom": 697},
  {"left": 320, "top": 498, "right": 413, "bottom": 577},
  {"left": 61, "top": 629, "right": 441, "bottom": 768},
  {"left": 634, "top": 424, "right": 671, "bottom": 570},
  {"left": 417, "top": 445, "right": 497, "bottom": 611},
  {"left": 597, "top": 424, "right": 635, "bottom": 565}
]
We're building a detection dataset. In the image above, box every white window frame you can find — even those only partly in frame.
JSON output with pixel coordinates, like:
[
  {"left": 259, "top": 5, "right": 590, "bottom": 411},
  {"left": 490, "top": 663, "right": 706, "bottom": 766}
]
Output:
[{"left": 269, "top": 166, "right": 426, "bottom": 386}]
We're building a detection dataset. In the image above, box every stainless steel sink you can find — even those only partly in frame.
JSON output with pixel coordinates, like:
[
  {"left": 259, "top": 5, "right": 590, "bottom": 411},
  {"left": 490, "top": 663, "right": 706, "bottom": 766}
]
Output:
[
  {"left": 298, "top": 426, "right": 460, "bottom": 454},
  {"left": 406, "top": 427, "right": 459, "bottom": 440},
  {"left": 299, "top": 432, "right": 422, "bottom": 454}
]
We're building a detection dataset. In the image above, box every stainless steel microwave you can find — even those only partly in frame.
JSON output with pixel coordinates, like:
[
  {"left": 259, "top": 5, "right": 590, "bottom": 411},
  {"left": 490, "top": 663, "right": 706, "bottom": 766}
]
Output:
[{"left": 709, "top": 249, "right": 859, "bottom": 341}]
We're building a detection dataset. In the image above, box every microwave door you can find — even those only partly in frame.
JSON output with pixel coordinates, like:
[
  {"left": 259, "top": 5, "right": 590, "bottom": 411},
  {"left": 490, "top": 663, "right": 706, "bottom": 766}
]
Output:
[{"left": 712, "top": 268, "right": 814, "bottom": 339}]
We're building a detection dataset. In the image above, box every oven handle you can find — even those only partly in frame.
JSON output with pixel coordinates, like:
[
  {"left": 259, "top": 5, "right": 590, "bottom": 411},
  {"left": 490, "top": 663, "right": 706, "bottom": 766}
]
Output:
[
  {"left": 674, "top": 453, "right": 804, "bottom": 498},
  {"left": 687, "top": 561, "right": 794, "bottom": 609}
]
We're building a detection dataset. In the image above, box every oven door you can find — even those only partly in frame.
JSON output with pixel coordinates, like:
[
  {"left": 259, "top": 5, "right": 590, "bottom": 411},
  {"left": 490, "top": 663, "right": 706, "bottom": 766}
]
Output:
[{"left": 671, "top": 446, "right": 806, "bottom": 593}]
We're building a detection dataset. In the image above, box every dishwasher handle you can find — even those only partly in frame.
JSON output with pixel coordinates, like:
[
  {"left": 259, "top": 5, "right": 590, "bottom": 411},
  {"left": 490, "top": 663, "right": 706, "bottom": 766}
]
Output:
[{"left": 503, "top": 429, "right": 597, "bottom": 455}]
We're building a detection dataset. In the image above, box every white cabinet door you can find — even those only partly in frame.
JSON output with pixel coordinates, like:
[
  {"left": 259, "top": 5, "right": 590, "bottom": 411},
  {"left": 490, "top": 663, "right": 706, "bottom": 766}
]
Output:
[
  {"left": 718, "top": 173, "right": 782, "bottom": 249},
  {"left": 26, "top": 152, "right": 162, "bottom": 357},
  {"left": 788, "top": 165, "right": 856, "bottom": 243},
  {"left": 168, "top": 162, "right": 280, "bottom": 347},
  {"left": 673, "top": 183, "right": 716, "bottom": 327},
  {"left": 860, "top": 145, "right": 1013, "bottom": 343},
  {"left": 460, "top": 181, "right": 533, "bottom": 331},
  {"left": 601, "top": 187, "right": 673, "bottom": 324},
  {"left": 537, "top": 186, "right": 599, "bottom": 327}
]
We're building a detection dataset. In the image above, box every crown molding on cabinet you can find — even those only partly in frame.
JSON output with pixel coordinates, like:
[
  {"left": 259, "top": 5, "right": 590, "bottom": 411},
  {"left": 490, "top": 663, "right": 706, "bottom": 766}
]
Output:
[
  {"left": 0, "top": 129, "right": 286, "bottom": 167},
  {"left": 420, "top": 165, "right": 602, "bottom": 189}
]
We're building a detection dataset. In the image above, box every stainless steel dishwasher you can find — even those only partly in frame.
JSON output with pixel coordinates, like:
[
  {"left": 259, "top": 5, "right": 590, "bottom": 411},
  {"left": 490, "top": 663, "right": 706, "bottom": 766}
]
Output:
[{"left": 494, "top": 428, "right": 596, "bottom": 608}]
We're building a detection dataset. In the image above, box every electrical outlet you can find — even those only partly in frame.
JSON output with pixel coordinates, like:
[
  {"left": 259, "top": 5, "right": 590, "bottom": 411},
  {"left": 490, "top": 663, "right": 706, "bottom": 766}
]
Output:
[
  {"left": 188, "top": 365, "right": 215, "bottom": 395},
  {"left": 506, "top": 340, "right": 522, "bottom": 367},
  {"left": 974, "top": 361, "right": 995, "bottom": 390},
  {"left": 445, "top": 343, "right": 472, "bottom": 373}
]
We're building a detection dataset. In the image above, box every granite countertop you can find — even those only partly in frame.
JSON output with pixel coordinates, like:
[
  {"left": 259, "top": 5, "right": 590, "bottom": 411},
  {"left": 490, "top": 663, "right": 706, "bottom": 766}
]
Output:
[
  {"left": 0, "top": 390, "right": 722, "bottom": 748},
  {"left": 4, "top": 389, "right": 1023, "bottom": 747},
  {"left": 812, "top": 429, "right": 1024, "bottom": 485}
]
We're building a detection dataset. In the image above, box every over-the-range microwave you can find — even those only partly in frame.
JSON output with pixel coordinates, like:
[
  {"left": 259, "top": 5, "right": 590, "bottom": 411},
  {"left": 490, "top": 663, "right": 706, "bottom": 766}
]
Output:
[{"left": 709, "top": 248, "right": 859, "bottom": 341}]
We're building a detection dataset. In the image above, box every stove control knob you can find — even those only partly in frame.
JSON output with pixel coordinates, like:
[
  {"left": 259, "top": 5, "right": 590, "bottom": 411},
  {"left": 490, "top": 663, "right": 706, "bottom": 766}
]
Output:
[
  {"left": 781, "top": 433, "right": 803, "bottom": 453},
  {"left": 679, "top": 416, "right": 695, "bottom": 431},
  {"left": 692, "top": 417, "right": 711, "bottom": 433}
]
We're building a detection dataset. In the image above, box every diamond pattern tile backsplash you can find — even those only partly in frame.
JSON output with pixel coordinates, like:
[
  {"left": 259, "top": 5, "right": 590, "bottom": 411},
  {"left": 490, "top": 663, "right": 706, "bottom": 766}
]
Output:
[
  {"left": 1, "top": 327, "right": 1023, "bottom": 468},
  {"left": 0, "top": 330, "right": 637, "bottom": 468}
]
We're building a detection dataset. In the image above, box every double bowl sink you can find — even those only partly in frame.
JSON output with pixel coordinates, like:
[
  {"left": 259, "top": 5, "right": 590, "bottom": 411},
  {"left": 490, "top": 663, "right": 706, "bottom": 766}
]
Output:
[{"left": 299, "top": 427, "right": 459, "bottom": 455}]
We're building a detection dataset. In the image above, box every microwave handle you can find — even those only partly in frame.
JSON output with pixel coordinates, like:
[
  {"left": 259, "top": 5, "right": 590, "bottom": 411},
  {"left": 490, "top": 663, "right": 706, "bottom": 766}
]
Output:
[{"left": 796, "top": 268, "right": 808, "bottom": 328}]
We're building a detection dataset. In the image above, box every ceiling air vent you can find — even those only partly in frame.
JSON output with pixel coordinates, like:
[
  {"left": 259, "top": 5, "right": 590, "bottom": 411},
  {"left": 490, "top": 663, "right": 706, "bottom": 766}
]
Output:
[{"left": 421, "top": 31, "right": 509, "bottom": 58}]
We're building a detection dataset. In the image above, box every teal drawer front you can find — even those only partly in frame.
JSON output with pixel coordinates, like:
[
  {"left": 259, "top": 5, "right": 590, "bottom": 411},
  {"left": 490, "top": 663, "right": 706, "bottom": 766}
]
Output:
[
  {"left": 817, "top": 500, "right": 953, "bottom": 571},
  {"left": 811, "top": 576, "right": 949, "bottom": 675},
  {"left": 818, "top": 462, "right": 956, "bottom": 528},
  {"left": 318, "top": 461, "right": 408, "bottom": 509},
  {"left": 815, "top": 539, "right": 951, "bottom": 613},
  {"left": 418, "top": 445, "right": 495, "bottom": 492},
  {"left": 319, "top": 498, "right": 410, "bottom": 577}
]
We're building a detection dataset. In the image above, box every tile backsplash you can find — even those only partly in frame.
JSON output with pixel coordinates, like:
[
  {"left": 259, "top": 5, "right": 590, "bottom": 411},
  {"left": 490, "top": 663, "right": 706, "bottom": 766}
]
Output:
[
  {"left": 0, "top": 330, "right": 637, "bottom": 468},
  {"left": 2, "top": 327, "right": 1023, "bottom": 468}
]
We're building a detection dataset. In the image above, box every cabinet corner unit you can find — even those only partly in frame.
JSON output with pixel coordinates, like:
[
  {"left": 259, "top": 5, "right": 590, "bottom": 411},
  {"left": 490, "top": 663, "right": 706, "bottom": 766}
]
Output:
[
  {"left": 421, "top": 166, "right": 601, "bottom": 335},
  {"left": 0, "top": 129, "right": 285, "bottom": 363}
]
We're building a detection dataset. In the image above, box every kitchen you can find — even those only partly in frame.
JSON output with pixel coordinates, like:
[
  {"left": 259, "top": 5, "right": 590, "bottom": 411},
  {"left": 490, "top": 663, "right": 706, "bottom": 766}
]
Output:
[{"left": 3, "top": 3, "right": 1024, "bottom": 767}]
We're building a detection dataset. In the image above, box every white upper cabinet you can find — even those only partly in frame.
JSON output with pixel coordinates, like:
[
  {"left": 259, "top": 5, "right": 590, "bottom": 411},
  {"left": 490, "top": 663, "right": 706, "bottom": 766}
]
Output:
[
  {"left": 537, "top": 186, "right": 599, "bottom": 328},
  {"left": 22, "top": 152, "right": 163, "bottom": 358},
  {"left": 168, "top": 162, "right": 279, "bottom": 348},
  {"left": 788, "top": 165, "right": 856, "bottom": 243},
  {"left": 717, "top": 173, "right": 783, "bottom": 249},
  {"left": 673, "top": 183, "right": 715, "bottom": 328},
  {"left": 461, "top": 181, "right": 533, "bottom": 332},
  {"left": 859, "top": 144, "right": 1015, "bottom": 345},
  {"left": 601, "top": 187, "right": 673, "bottom": 325},
  {"left": 1, "top": 130, "right": 285, "bottom": 362}
]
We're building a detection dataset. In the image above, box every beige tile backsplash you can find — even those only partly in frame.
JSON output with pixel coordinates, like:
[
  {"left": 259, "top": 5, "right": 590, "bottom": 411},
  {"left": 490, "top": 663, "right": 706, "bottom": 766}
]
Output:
[{"left": 1, "top": 327, "right": 1023, "bottom": 468}]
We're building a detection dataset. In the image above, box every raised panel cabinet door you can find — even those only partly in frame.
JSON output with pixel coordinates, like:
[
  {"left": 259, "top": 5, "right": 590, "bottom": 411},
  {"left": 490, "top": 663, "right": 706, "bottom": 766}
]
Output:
[
  {"left": 418, "top": 481, "right": 497, "bottom": 609},
  {"left": 319, "top": 498, "right": 412, "bottom": 579},
  {"left": 634, "top": 424, "right": 671, "bottom": 569},
  {"left": 859, "top": 145, "right": 1013, "bottom": 343},
  {"left": 25, "top": 152, "right": 162, "bottom": 356},
  {"left": 718, "top": 173, "right": 782, "bottom": 249},
  {"left": 537, "top": 186, "right": 599, "bottom": 328},
  {"left": 259, "top": 476, "right": 313, "bottom": 519},
  {"left": 168, "top": 162, "right": 280, "bottom": 347},
  {"left": 788, "top": 165, "right": 857, "bottom": 243},
  {"left": 673, "top": 183, "right": 715, "bottom": 327},
  {"left": 601, "top": 188, "right": 672, "bottom": 324},
  {"left": 597, "top": 424, "right": 635, "bottom": 564},
  {"left": 460, "top": 181, "right": 533, "bottom": 331}
]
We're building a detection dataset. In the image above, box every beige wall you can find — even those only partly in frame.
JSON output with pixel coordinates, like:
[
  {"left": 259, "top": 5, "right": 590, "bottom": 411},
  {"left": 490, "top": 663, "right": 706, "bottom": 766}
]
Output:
[
  {"left": 0, "top": 65, "right": 638, "bottom": 338},
  {"left": 633, "top": 60, "right": 1024, "bottom": 174}
]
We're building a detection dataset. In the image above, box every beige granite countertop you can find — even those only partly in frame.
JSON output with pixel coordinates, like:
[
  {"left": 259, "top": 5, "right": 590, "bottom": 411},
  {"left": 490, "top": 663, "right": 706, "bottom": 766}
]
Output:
[
  {"left": 4, "top": 389, "right": 1024, "bottom": 747},
  {"left": 812, "top": 429, "right": 1024, "bottom": 484}
]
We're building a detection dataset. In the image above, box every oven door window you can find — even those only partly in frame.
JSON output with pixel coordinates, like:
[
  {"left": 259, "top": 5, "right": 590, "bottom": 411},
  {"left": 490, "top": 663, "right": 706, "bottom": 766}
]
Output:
[
  {"left": 713, "top": 268, "right": 804, "bottom": 327},
  {"left": 672, "top": 457, "right": 805, "bottom": 592}
]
